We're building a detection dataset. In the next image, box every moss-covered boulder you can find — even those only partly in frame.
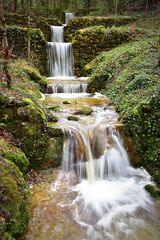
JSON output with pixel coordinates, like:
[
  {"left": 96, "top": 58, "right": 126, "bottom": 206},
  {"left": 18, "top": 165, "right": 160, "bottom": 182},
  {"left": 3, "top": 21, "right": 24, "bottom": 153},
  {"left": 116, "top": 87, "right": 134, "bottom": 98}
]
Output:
[
  {"left": 45, "top": 137, "right": 64, "bottom": 167},
  {"left": 73, "top": 106, "right": 93, "bottom": 115},
  {"left": 0, "top": 157, "right": 29, "bottom": 239},
  {"left": 0, "top": 139, "right": 29, "bottom": 173},
  {"left": 67, "top": 115, "right": 79, "bottom": 121},
  {"left": 87, "top": 37, "right": 160, "bottom": 183}
]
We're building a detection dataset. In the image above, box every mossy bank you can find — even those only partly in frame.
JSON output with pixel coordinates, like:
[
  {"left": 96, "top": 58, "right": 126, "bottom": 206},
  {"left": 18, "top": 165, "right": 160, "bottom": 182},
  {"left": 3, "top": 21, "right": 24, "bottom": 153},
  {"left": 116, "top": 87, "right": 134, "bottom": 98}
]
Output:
[{"left": 87, "top": 36, "right": 160, "bottom": 183}]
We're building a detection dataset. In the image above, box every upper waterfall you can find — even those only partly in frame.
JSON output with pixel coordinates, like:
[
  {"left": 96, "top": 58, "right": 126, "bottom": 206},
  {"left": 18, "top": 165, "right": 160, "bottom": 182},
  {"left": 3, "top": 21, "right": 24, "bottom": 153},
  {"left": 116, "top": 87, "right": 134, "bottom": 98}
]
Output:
[
  {"left": 47, "top": 25, "right": 74, "bottom": 78},
  {"left": 65, "top": 12, "right": 74, "bottom": 24}
]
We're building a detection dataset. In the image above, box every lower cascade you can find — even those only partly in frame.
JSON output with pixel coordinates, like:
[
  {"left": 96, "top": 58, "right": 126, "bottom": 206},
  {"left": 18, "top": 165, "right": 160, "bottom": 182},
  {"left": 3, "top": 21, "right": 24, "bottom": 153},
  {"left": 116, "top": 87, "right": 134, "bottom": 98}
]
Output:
[{"left": 48, "top": 108, "right": 159, "bottom": 240}]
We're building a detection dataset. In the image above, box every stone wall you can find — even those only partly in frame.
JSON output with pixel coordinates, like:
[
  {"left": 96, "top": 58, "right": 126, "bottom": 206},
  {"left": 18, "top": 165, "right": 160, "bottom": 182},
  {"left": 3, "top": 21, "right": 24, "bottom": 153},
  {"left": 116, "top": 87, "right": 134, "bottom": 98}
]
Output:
[
  {"left": 64, "top": 16, "right": 135, "bottom": 42},
  {"left": 64, "top": 16, "right": 135, "bottom": 76},
  {"left": 5, "top": 13, "right": 61, "bottom": 41},
  {"left": 0, "top": 26, "right": 47, "bottom": 75},
  {"left": 72, "top": 26, "right": 134, "bottom": 76}
]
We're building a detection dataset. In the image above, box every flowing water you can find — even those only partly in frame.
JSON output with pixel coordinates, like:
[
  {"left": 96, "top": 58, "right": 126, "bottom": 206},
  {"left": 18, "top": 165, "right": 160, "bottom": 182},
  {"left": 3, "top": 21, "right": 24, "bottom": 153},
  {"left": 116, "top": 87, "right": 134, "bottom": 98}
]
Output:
[
  {"left": 25, "top": 16, "right": 160, "bottom": 240},
  {"left": 47, "top": 23, "right": 73, "bottom": 78},
  {"left": 25, "top": 107, "right": 160, "bottom": 240},
  {"left": 65, "top": 12, "right": 74, "bottom": 24},
  {"left": 47, "top": 42, "right": 73, "bottom": 78}
]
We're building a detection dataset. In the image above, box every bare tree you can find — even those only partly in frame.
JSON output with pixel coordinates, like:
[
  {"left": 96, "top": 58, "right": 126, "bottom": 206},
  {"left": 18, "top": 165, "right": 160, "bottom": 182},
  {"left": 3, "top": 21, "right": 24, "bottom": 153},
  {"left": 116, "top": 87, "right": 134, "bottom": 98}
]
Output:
[
  {"left": 0, "top": 0, "right": 12, "bottom": 88},
  {"left": 27, "top": 1, "right": 31, "bottom": 62}
]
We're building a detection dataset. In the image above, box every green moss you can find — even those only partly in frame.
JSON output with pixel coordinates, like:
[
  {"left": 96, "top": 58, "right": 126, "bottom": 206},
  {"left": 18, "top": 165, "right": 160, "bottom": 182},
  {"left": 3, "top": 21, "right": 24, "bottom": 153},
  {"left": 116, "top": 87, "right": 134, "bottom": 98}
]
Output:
[
  {"left": 18, "top": 63, "right": 48, "bottom": 92},
  {"left": 145, "top": 184, "right": 158, "bottom": 198},
  {"left": 67, "top": 115, "right": 79, "bottom": 121},
  {"left": 45, "top": 137, "right": 64, "bottom": 167},
  {"left": 65, "top": 15, "right": 135, "bottom": 41},
  {"left": 0, "top": 26, "right": 47, "bottom": 75},
  {"left": 72, "top": 25, "right": 136, "bottom": 76},
  {"left": 0, "top": 157, "right": 29, "bottom": 238},
  {"left": 0, "top": 139, "right": 29, "bottom": 173},
  {"left": 0, "top": 94, "right": 9, "bottom": 106},
  {"left": 17, "top": 104, "right": 46, "bottom": 123},
  {"left": 3, "top": 232, "right": 16, "bottom": 240},
  {"left": 73, "top": 106, "right": 93, "bottom": 115},
  {"left": 22, "top": 98, "right": 34, "bottom": 106}
]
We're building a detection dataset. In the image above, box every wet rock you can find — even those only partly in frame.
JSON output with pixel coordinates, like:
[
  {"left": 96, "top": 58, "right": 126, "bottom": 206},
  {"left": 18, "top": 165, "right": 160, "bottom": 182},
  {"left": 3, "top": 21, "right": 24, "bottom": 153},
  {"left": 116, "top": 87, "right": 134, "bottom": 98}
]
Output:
[
  {"left": 45, "top": 138, "right": 64, "bottom": 167},
  {"left": 45, "top": 105, "right": 60, "bottom": 112},
  {"left": 73, "top": 106, "right": 93, "bottom": 115},
  {"left": 47, "top": 124, "right": 64, "bottom": 137},
  {"left": 67, "top": 115, "right": 79, "bottom": 121},
  {"left": 63, "top": 100, "right": 71, "bottom": 104},
  {"left": 47, "top": 113, "right": 59, "bottom": 122},
  {"left": 145, "top": 184, "right": 158, "bottom": 198},
  {"left": 17, "top": 105, "right": 46, "bottom": 122},
  {"left": 46, "top": 84, "right": 54, "bottom": 94}
]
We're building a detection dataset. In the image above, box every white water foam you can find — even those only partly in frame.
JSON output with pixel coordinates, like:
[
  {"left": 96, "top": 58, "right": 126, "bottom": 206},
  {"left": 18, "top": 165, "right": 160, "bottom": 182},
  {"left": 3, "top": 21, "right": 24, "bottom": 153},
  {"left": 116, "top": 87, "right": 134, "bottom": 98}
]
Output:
[{"left": 51, "top": 108, "right": 159, "bottom": 240}]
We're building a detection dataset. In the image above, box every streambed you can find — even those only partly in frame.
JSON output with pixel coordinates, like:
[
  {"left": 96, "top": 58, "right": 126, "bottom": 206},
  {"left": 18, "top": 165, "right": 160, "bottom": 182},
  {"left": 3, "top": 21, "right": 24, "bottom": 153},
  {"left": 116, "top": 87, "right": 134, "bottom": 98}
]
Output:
[{"left": 23, "top": 98, "right": 160, "bottom": 240}]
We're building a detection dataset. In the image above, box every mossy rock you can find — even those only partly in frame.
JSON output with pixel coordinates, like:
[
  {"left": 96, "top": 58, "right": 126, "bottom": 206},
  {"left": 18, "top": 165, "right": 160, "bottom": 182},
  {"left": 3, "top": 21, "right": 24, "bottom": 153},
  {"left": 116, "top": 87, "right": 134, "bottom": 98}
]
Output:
[
  {"left": 47, "top": 123, "right": 64, "bottom": 137},
  {"left": 20, "top": 65, "right": 48, "bottom": 92},
  {"left": 17, "top": 104, "right": 46, "bottom": 123},
  {"left": 145, "top": 184, "right": 158, "bottom": 198},
  {"left": 0, "top": 157, "right": 29, "bottom": 238},
  {"left": 45, "top": 137, "right": 64, "bottom": 167},
  {"left": 22, "top": 98, "right": 34, "bottom": 106},
  {"left": 46, "top": 113, "right": 59, "bottom": 122},
  {"left": 4, "top": 13, "right": 61, "bottom": 41},
  {"left": 45, "top": 105, "right": 60, "bottom": 112},
  {"left": 0, "top": 94, "right": 9, "bottom": 106},
  {"left": 73, "top": 106, "right": 93, "bottom": 115},
  {"left": 0, "top": 139, "right": 29, "bottom": 173},
  {"left": 67, "top": 115, "right": 79, "bottom": 121}
]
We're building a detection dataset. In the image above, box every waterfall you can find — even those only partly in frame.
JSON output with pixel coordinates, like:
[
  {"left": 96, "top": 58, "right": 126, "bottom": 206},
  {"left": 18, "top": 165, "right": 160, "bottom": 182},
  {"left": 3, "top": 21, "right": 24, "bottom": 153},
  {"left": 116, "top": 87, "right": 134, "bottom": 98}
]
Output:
[
  {"left": 53, "top": 108, "right": 157, "bottom": 240},
  {"left": 47, "top": 17, "right": 89, "bottom": 94},
  {"left": 65, "top": 12, "right": 74, "bottom": 24},
  {"left": 51, "top": 26, "right": 64, "bottom": 42},
  {"left": 47, "top": 24, "right": 73, "bottom": 78},
  {"left": 46, "top": 83, "right": 87, "bottom": 94},
  {"left": 47, "top": 42, "right": 73, "bottom": 77}
]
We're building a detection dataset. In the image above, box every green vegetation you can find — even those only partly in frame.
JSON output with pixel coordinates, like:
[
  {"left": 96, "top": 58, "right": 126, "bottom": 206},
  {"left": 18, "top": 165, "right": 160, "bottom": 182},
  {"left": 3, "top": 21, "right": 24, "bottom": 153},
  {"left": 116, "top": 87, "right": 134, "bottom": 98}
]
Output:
[
  {"left": 87, "top": 37, "right": 160, "bottom": 182},
  {"left": 0, "top": 157, "right": 29, "bottom": 239},
  {"left": 0, "top": 139, "right": 29, "bottom": 173},
  {"left": 71, "top": 24, "right": 137, "bottom": 76}
]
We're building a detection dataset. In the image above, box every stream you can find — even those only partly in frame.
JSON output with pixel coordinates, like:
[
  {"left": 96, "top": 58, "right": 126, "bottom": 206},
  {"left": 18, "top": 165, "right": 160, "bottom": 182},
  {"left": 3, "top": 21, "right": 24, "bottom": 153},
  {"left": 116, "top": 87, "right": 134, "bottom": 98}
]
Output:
[{"left": 23, "top": 14, "right": 160, "bottom": 240}]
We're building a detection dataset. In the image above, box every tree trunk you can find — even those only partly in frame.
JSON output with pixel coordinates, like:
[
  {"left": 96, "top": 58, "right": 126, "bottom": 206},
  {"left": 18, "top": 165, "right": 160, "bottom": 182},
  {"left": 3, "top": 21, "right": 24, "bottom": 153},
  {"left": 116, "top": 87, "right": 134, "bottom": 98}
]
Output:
[
  {"left": 0, "top": 0, "right": 12, "bottom": 88},
  {"left": 145, "top": 0, "right": 149, "bottom": 17},
  {"left": 27, "top": 2, "right": 31, "bottom": 62}
]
